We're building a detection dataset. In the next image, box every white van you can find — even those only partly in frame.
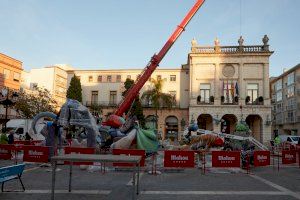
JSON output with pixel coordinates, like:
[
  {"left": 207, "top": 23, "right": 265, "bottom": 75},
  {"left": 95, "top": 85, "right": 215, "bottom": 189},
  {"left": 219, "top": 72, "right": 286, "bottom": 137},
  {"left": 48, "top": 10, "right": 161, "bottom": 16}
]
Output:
[
  {"left": 279, "top": 135, "right": 300, "bottom": 145},
  {"left": 6, "top": 119, "right": 45, "bottom": 140}
]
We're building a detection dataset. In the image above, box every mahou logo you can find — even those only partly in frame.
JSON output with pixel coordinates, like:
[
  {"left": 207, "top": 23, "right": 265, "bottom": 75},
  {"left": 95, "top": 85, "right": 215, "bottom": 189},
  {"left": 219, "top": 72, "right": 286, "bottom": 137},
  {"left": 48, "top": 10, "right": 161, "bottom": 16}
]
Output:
[
  {"left": 257, "top": 155, "right": 267, "bottom": 160},
  {"left": 285, "top": 154, "right": 294, "bottom": 159},
  {"left": 218, "top": 156, "right": 235, "bottom": 161},
  {"left": 29, "top": 150, "right": 43, "bottom": 156},
  {"left": 171, "top": 155, "right": 188, "bottom": 161},
  {"left": 0, "top": 149, "right": 9, "bottom": 154}
]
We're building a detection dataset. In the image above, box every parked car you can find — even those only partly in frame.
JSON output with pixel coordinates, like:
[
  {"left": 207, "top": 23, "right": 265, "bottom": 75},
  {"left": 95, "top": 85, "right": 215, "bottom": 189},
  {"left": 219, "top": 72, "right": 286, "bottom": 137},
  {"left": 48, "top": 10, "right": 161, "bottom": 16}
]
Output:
[
  {"left": 279, "top": 135, "right": 300, "bottom": 145},
  {"left": 278, "top": 135, "right": 300, "bottom": 150},
  {"left": 6, "top": 119, "right": 46, "bottom": 140}
]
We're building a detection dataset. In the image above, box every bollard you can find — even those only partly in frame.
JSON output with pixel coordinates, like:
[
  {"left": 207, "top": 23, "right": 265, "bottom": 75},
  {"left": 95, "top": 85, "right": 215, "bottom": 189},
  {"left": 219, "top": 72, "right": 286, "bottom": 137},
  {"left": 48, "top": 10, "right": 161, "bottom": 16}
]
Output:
[
  {"left": 299, "top": 149, "right": 300, "bottom": 169},
  {"left": 151, "top": 153, "right": 157, "bottom": 175},
  {"left": 14, "top": 150, "right": 18, "bottom": 165},
  {"left": 277, "top": 150, "right": 280, "bottom": 171},
  {"left": 272, "top": 147, "right": 275, "bottom": 170},
  {"left": 101, "top": 162, "right": 106, "bottom": 174}
]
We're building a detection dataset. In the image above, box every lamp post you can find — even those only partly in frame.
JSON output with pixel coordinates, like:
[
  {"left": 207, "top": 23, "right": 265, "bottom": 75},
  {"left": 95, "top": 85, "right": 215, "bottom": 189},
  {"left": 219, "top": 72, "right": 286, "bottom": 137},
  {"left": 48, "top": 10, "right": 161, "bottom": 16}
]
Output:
[{"left": 0, "top": 88, "right": 18, "bottom": 132}]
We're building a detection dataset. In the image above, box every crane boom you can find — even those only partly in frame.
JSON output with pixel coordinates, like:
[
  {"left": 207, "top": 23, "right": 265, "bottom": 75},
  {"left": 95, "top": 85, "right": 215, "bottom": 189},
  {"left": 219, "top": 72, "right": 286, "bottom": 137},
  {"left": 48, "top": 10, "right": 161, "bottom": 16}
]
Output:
[{"left": 115, "top": 0, "right": 205, "bottom": 116}]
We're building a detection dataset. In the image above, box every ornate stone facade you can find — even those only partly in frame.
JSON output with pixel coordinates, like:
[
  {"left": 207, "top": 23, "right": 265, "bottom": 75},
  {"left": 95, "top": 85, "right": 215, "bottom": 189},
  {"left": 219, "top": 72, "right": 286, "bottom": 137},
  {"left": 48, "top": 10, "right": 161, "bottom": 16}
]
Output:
[{"left": 188, "top": 36, "right": 273, "bottom": 144}]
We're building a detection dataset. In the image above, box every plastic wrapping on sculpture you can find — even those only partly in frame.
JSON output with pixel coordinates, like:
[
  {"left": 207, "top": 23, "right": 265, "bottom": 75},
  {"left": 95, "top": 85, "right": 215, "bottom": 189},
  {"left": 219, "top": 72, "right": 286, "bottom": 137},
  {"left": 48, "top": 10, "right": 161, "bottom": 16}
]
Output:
[
  {"left": 110, "top": 129, "right": 137, "bottom": 149},
  {"left": 32, "top": 111, "right": 57, "bottom": 135},
  {"left": 57, "top": 99, "right": 98, "bottom": 130},
  {"left": 57, "top": 99, "right": 100, "bottom": 147},
  {"left": 137, "top": 128, "right": 158, "bottom": 153},
  {"left": 32, "top": 99, "right": 100, "bottom": 148},
  {"left": 110, "top": 127, "right": 159, "bottom": 153}
]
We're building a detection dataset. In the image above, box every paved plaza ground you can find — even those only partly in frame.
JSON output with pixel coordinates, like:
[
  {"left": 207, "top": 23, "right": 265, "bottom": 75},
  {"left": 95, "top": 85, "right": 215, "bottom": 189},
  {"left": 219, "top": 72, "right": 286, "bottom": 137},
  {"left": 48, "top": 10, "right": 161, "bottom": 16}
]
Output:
[{"left": 0, "top": 158, "right": 299, "bottom": 200}]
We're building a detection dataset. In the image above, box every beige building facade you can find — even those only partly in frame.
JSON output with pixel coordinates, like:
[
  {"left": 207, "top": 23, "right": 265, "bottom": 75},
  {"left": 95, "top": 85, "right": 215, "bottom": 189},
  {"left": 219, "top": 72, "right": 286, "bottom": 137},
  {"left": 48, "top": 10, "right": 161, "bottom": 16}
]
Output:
[
  {"left": 65, "top": 36, "right": 273, "bottom": 143},
  {"left": 188, "top": 36, "right": 273, "bottom": 143},
  {"left": 270, "top": 64, "right": 300, "bottom": 136}
]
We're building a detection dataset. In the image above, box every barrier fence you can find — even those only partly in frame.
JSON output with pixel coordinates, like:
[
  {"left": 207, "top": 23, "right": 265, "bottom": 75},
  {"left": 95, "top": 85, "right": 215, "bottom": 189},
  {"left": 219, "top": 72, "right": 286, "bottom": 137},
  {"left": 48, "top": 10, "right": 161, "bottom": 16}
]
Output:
[{"left": 0, "top": 142, "right": 300, "bottom": 173}]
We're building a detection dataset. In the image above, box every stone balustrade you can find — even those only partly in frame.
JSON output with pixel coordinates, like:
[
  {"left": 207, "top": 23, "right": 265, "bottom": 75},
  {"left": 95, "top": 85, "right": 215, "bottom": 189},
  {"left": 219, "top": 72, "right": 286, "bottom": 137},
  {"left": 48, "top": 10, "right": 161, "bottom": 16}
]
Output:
[{"left": 192, "top": 45, "right": 270, "bottom": 54}]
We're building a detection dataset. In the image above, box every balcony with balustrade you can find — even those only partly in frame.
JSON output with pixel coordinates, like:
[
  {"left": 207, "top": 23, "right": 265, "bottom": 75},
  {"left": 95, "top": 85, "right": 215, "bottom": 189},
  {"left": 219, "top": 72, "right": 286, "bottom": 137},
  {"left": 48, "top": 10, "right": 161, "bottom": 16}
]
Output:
[{"left": 190, "top": 35, "right": 272, "bottom": 55}]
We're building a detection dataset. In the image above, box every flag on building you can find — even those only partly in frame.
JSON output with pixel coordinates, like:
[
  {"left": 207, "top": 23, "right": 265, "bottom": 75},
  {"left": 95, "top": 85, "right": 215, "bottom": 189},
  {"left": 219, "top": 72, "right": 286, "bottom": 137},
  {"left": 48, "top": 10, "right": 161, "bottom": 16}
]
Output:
[
  {"left": 226, "top": 79, "right": 229, "bottom": 102},
  {"left": 230, "top": 80, "right": 235, "bottom": 98},
  {"left": 235, "top": 82, "right": 239, "bottom": 96}
]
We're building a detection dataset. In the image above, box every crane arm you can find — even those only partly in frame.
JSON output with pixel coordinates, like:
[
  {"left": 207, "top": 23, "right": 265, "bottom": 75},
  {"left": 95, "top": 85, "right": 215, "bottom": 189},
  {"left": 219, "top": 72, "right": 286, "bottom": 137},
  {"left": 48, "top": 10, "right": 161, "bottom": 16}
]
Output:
[{"left": 115, "top": 0, "right": 205, "bottom": 116}]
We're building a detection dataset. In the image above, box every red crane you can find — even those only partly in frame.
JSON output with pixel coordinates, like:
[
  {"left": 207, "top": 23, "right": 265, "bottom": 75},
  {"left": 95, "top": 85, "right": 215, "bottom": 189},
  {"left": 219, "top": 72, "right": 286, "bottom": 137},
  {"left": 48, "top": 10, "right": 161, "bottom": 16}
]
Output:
[{"left": 114, "top": 0, "right": 205, "bottom": 116}]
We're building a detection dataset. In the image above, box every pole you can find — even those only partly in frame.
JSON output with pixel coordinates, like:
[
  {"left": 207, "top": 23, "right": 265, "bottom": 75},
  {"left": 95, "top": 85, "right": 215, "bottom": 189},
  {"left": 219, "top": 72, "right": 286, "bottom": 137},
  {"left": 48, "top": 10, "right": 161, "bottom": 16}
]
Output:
[
  {"left": 277, "top": 150, "right": 280, "bottom": 171},
  {"left": 4, "top": 99, "right": 8, "bottom": 133}
]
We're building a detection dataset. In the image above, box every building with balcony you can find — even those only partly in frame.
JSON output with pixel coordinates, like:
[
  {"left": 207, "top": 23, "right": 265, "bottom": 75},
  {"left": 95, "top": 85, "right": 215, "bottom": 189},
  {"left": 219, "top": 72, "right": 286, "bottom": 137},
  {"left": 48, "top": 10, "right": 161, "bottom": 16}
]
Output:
[
  {"left": 66, "top": 68, "right": 189, "bottom": 139},
  {"left": 65, "top": 35, "right": 273, "bottom": 143},
  {"left": 188, "top": 36, "right": 273, "bottom": 143},
  {"left": 0, "top": 53, "right": 23, "bottom": 123},
  {"left": 270, "top": 64, "right": 300, "bottom": 136}
]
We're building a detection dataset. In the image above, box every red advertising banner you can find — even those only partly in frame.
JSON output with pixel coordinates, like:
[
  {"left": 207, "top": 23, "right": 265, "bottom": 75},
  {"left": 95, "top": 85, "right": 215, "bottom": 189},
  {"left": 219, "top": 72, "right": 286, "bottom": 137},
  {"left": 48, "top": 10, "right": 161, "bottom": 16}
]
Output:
[
  {"left": 0, "top": 144, "right": 14, "bottom": 160},
  {"left": 282, "top": 150, "right": 297, "bottom": 164},
  {"left": 212, "top": 151, "right": 240, "bottom": 168},
  {"left": 164, "top": 150, "right": 195, "bottom": 168},
  {"left": 64, "top": 147, "right": 95, "bottom": 165},
  {"left": 254, "top": 151, "right": 270, "bottom": 167},
  {"left": 112, "top": 149, "right": 146, "bottom": 167},
  {"left": 23, "top": 145, "right": 50, "bottom": 163}
]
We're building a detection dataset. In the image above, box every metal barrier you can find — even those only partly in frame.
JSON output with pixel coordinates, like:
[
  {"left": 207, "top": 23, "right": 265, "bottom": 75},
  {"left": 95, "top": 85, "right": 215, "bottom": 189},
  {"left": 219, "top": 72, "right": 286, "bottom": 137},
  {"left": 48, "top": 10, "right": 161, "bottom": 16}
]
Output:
[{"left": 1, "top": 144, "right": 300, "bottom": 173}]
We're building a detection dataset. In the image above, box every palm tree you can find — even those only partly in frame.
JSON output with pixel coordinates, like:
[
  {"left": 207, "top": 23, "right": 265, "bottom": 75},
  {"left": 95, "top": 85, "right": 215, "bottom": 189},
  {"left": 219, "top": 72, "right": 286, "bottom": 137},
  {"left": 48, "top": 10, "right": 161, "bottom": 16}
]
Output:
[{"left": 141, "top": 78, "right": 174, "bottom": 129}]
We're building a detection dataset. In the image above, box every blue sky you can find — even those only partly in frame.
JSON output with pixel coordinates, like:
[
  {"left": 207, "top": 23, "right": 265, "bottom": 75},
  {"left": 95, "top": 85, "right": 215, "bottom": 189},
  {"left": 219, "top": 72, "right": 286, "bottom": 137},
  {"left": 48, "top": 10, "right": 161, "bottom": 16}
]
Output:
[{"left": 1, "top": 0, "right": 299, "bottom": 76}]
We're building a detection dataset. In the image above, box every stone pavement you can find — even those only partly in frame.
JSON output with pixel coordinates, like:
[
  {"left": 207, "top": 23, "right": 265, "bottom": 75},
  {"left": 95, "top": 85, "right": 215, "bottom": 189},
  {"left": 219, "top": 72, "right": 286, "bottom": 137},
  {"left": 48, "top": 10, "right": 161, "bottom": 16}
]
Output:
[{"left": 0, "top": 160, "right": 299, "bottom": 200}]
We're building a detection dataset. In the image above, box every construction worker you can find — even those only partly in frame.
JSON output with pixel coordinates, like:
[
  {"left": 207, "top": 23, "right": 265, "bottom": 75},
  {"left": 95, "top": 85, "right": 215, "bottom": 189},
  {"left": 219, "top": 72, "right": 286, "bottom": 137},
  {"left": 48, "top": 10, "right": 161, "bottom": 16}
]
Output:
[
  {"left": 0, "top": 132, "right": 8, "bottom": 144},
  {"left": 274, "top": 134, "right": 280, "bottom": 150}
]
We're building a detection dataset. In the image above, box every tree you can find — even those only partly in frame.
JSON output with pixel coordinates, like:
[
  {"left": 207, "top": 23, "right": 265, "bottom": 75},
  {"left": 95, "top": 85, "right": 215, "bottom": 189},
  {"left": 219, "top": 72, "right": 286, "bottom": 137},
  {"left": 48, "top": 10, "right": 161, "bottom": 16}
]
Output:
[
  {"left": 141, "top": 78, "right": 174, "bottom": 129},
  {"left": 15, "top": 87, "right": 58, "bottom": 118},
  {"left": 122, "top": 78, "right": 145, "bottom": 127},
  {"left": 66, "top": 75, "right": 82, "bottom": 102}
]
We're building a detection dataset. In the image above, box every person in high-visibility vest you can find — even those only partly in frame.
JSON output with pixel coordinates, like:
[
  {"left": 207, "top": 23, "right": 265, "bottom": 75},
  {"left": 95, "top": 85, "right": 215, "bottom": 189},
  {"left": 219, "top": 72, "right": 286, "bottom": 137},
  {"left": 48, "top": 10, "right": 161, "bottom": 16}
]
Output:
[
  {"left": 0, "top": 132, "right": 8, "bottom": 144},
  {"left": 274, "top": 135, "right": 280, "bottom": 146}
]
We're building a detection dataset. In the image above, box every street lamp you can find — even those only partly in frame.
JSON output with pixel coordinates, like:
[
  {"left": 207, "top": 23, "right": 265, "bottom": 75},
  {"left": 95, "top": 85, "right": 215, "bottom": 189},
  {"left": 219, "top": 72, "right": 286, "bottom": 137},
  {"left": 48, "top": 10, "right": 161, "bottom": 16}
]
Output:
[{"left": 0, "top": 88, "right": 19, "bottom": 132}]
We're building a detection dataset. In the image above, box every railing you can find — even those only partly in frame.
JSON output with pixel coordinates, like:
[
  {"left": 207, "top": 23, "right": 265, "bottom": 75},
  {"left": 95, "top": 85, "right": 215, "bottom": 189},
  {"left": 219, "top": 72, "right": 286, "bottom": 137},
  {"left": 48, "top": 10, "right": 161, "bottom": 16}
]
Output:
[
  {"left": 192, "top": 45, "right": 269, "bottom": 54},
  {"left": 85, "top": 101, "right": 117, "bottom": 107},
  {"left": 86, "top": 101, "right": 180, "bottom": 109},
  {"left": 246, "top": 101, "right": 264, "bottom": 106},
  {"left": 197, "top": 101, "right": 214, "bottom": 105},
  {"left": 0, "top": 114, "right": 21, "bottom": 119},
  {"left": 285, "top": 117, "right": 296, "bottom": 124},
  {"left": 221, "top": 101, "right": 238, "bottom": 105},
  {"left": 141, "top": 101, "right": 180, "bottom": 109}
]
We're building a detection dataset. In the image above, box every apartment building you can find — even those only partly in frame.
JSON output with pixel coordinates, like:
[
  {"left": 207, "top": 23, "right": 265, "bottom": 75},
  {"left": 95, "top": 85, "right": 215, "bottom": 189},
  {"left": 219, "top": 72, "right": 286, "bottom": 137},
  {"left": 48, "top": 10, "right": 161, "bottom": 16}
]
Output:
[
  {"left": 270, "top": 64, "right": 300, "bottom": 136},
  {"left": 21, "top": 65, "right": 69, "bottom": 107}
]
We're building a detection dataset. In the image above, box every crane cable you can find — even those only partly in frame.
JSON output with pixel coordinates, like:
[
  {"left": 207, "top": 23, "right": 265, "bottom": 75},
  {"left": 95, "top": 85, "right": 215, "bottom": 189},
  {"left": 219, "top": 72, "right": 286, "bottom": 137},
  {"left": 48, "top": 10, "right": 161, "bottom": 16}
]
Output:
[{"left": 240, "top": 0, "right": 242, "bottom": 37}]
